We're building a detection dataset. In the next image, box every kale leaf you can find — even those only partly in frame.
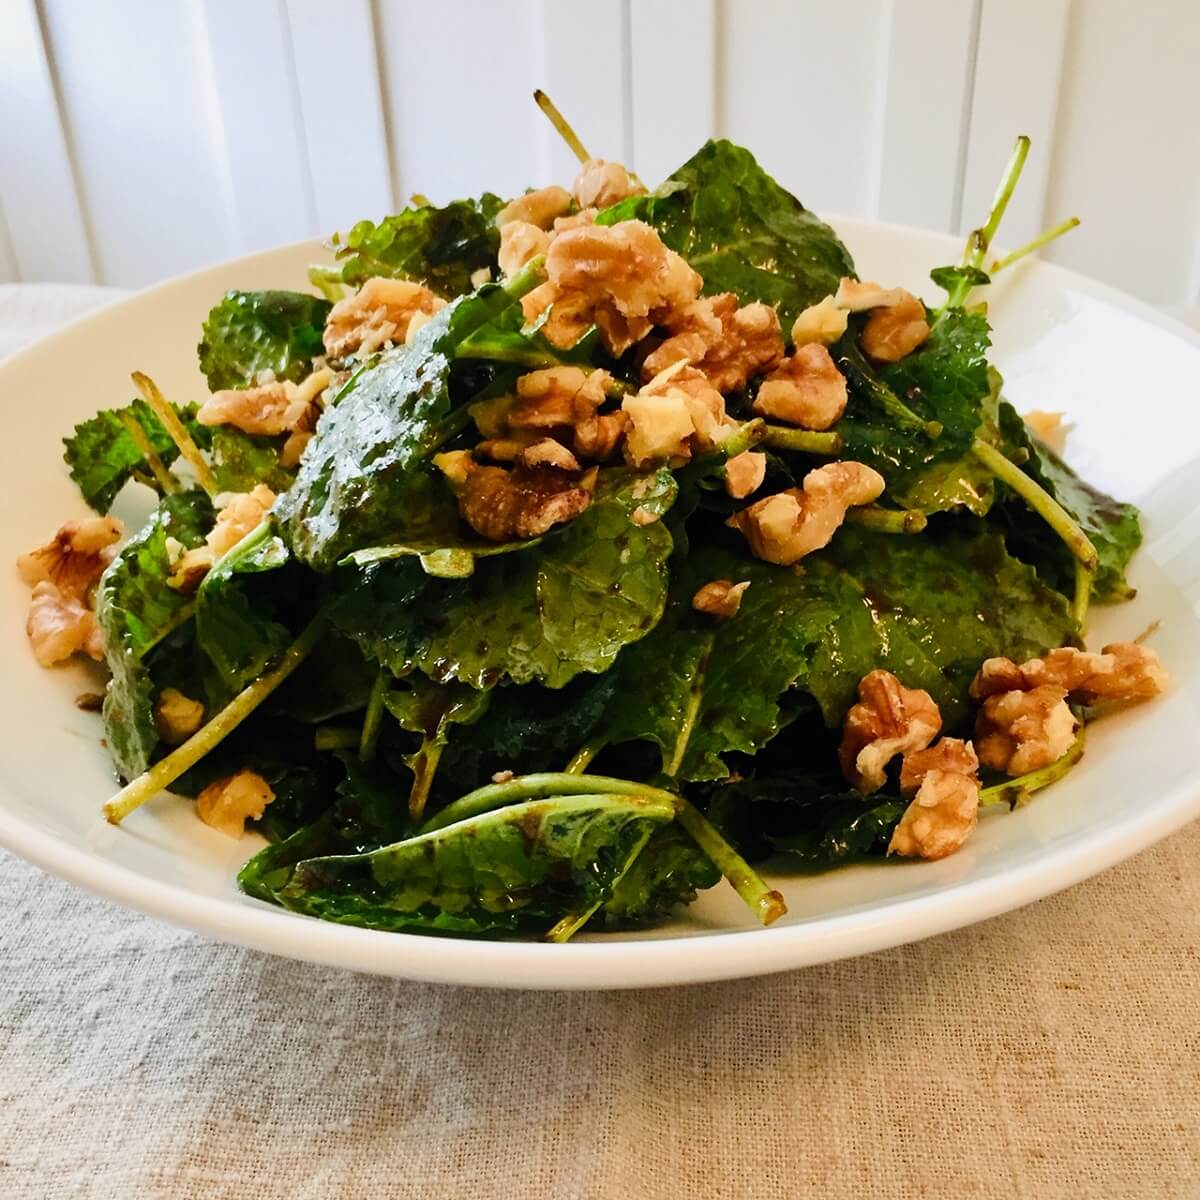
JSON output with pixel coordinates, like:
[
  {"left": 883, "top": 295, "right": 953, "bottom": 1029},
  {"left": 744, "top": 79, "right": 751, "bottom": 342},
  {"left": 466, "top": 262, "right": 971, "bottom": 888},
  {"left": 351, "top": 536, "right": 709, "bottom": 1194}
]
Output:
[
  {"left": 246, "top": 793, "right": 673, "bottom": 936},
  {"left": 198, "top": 290, "right": 330, "bottom": 391},
  {"left": 96, "top": 492, "right": 213, "bottom": 779},
  {"left": 208, "top": 426, "right": 296, "bottom": 494},
  {"left": 596, "top": 825, "right": 720, "bottom": 928},
  {"left": 598, "top": 139, "right": 855, "bottom": 329},
  {"left": 312, "top": 194, "right": 505, "bottom": 299}
]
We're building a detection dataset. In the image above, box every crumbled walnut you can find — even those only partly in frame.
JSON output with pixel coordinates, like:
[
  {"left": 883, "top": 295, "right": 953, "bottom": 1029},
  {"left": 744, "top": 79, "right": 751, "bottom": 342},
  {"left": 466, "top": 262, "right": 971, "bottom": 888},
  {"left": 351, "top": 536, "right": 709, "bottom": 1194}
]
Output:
[
  {"left": 519, "top": 438, "right": 580, "bottom": 471},
  {"left": 17, "top": 516, "right": 122, "bottom": 599},
  {"left": 475, "top": 434, "right": 540, "bottom": 463},
  {"left": 728, "top": 461, "right": 885, "bottom": 566},
  {"left": 324, "top": 278, "right": 445, "bottom": 359},
  {"left": 452, "top": 456, "right": 591, "bottom": 542},
  {"left": 724, "top": 450, "right": 767, "bottom": 500},
  {"left": 838, "top": 670, "right": 942, "bottom": 793},
  {"left": 279, "top": 430, "right": 311, "bottom": 468},
  {"left": 528, "top": 220, "right": 701, "bottom": 355},
  {"left": 491, "top": 769, "right": 515, "bottom": 784},
  {"left": 509, "top": 366, "right": 607, "bottom": 430},
  {"left": 834, "top": 278, "right": 907, "bottom": 311},
  {"left": 861, "top": 292, "right": 930, "bottom": 363},
  {"left": 208, "top": 485, "right": 275, "bottom": 559},
  {"left": 470, "top": 266, "right": 492, "bottom": 288},
  {"left": 25, "top": 581, "right": 104, "bottom": 667},
  {"left": 971, "top": 643, "right": 1168, "bottom": 704},
  {"left": 196, "top": 769, "right": 275, "bottom": 838},
  {"left": 498, "top": 220, "right": 551, "bottom": 278},
  {"left": 168, "top": 548, "right": 214, "bottom": 594},
  {"left": 495, "top": 185, "right": 572, "bottom": 230},
  {"left": 574, "top": 410, "right": 628, "bottom": 461},
  {"left": 1023, "top": 409, "right": 1068, "bottom": 451},
  {"left": 642, "top": 294, "right": 784, "bottom": 393},
  {"left": 433, "top": 449, "right": 475, "bottom": 487},
  {"left": 198, "top": 367, "right": 333, "bottom": 440},
  {"left": 753, "top": 343, "right": 848, "bottom": 430},
  {"left": 692, "top": 579, "right": 751, "bottom": 619},
  {"left": 552, "top": 208, "right": 597, "bottom": 234},
  {"left": 976, "top": 685, "right": 1078, "bottom": 775},
  {"left": 890, "top": 738, "right": 980, "bottom": 860},
  {"left": 155, "top": 687, "right": 205, "bottom": 744},
  {"left": 572, "top": 159, "right": 644, "bottom": 209},
  {"left": 622, "top": 364, "right": 734, "bottom": 466},
  {"left": 791, "top": 295, "right": 849, "bottom": 348}
]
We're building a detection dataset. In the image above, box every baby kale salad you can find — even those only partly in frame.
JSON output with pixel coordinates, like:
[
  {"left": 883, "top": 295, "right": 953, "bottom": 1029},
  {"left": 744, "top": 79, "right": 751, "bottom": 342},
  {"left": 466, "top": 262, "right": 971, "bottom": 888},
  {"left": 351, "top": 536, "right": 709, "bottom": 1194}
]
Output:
[{"left": 19, "top": 94, "right": 1167, "bottom": 940}]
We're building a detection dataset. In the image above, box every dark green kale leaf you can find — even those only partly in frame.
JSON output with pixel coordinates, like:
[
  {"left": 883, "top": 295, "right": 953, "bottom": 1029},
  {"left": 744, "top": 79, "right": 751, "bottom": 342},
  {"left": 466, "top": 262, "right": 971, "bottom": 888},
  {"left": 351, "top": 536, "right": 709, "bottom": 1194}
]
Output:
[
  {"left": 328, "top": 469, "right": 677, "bottom": 689},
  {"left": 595, "top": 824, "right": 720, "bottom": 928},
  {"left": 993, "top": 403, "right": 1141, "bottom": 602},
  {"left": 598, "top": 139, "right": 855, "bottom": 329},
  {"left": 312, "top": 194, "right": 505, "bottom": 299},
  {"left": 97, "top": 492, "right": 214, "bottom": 779},
  {"left": 208, "top": 426, "right": 296, "bottom": 494},
  {"left": 194, "top": 520, "right": 294, "bottom": 694},
  {"left": 247, "top": 793, "right": 673, "bottom": 936},
  {"left": 704, "top": 770, "right": 905, "bottom": 867},
  {"left": 63, "top": 398, "right": 204, "bottom": 513}
]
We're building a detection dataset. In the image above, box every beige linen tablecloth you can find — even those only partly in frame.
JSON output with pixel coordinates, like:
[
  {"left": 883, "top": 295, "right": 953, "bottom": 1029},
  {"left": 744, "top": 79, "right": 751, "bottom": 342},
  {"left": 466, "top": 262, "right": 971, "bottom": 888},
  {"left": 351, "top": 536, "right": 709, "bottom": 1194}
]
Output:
[{"left": 3, "top": 287, "right": 1199, "bottom": 1198}]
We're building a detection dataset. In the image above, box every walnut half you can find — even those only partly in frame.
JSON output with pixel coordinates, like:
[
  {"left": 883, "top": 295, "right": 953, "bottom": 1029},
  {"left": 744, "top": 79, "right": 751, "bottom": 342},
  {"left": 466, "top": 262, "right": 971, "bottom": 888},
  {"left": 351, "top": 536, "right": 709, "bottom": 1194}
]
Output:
[
  {"left": 838, "top": 670, "right": 942, "bottom": 793},
  {"left": 17, "top": 516, "right": 122, "bottom": 599},
  {"left": 889, "top": 738, "right": 981, "bottom": 860},
  {"left": 976, "top": 685, "right": 1078, "bottom": 776},
  {"left": 973, "top": 643, "right": 1168, "bottom": 704}
]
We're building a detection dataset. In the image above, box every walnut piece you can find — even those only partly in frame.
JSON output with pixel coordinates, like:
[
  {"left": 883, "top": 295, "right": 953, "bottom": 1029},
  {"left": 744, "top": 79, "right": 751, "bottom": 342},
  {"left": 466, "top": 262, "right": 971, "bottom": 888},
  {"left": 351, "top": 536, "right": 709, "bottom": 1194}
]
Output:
[
  {"left": 838, "top": 670, "right": 943, "bottom": 793},
  {"left": 976, "top": 685, "right": 1078, "bottom": 776},
  {"left": 495, "top": 185, "right": 572, "bottom": 230},
  {"left": 453, "top": 456, "right": 591, "bottom": 542},
  {"left": 861, "top": 292, "right": 930, "bottom": 363},
  {"left": 753, "top": 343, "right": 848, "bottom": 430},
  {"left": 198, "top": 365, "right": 334, "bottom": 441},
  {"left": 572, "top": 158, "right": 644, "bottom": 210},
  {"left": 574, "top": 411, "right": 628, "bottom": 460},
  {"left": 196, "top": 769, "right": 275, "bottom": 838},
  {"left": 17, "top": 516, "right": 122, "bottom": 599},
  {"left": 526, "top": 220, "right": 701, "bottom": 356},
  {"left": 498, "top": 220, "right": 550, "bottom": 278},
  {"left": 26, "top": 581, "right": 104, "bottom": 667},
  {"left": 724, "top": 450, "right": 767, "bottom": 500},
  {"left": 509, "top": 366, "right": 608, "bottom": 431},
  {"left": 155, "top": 687, "right": 205, "bottom": 744},
  {"left": 642, "top": 293, "right": 784, "bottom": 393},
  {"left": 728, "top": 461, "right": 884, "bottom": 566},
  {"left": 324, "top": 278, "right": 444, "bottom": 359},
  {"left": 834, "top": 278, "right": 907, "bottom": 311},
  {"left": 971, "top": 643, "right": 1168, "bottom": 704},
  {"left": 169, "top": 484, "right": 276, "bottom": 593},
  {"left": 890, "top": 738, "right": 981, "bottom": 860},
  {"left": 519, "top": 438, "right": 581, "bottom": 471},
  {"left": 791, "top": 296, "right": 849, "bottom": 348},
  {"left": 692, "top": 579, "right": 750, "bottom": 619},
  {"left": 622, "top": 364, "right": 734, "bottom": 466},
  {"left": 1023, "top": 409, "right": 1068, "bottom": 451}
]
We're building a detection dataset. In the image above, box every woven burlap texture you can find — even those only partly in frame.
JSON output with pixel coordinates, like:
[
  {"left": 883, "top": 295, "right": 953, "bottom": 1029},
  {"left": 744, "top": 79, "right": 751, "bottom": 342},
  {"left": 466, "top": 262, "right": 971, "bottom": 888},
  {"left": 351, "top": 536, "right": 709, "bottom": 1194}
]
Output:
[{"left": 3, "top": 825, "right": 1199, "bottom": 1200}]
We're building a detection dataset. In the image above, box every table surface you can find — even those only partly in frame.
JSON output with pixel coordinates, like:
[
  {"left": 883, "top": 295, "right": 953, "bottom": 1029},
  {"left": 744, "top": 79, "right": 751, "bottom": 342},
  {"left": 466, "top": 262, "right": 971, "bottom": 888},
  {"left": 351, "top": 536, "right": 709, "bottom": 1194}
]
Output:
[{"left": 3, "top": 286, "right": 1199, "bottom": 1200}]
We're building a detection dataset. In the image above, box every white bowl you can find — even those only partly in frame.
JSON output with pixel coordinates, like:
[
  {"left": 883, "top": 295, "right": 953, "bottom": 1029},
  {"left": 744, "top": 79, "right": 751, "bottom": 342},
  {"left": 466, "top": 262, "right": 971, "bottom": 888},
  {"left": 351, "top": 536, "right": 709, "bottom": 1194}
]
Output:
[{"left": 3, "top": 222, "right": 1199, "bottom": 989}]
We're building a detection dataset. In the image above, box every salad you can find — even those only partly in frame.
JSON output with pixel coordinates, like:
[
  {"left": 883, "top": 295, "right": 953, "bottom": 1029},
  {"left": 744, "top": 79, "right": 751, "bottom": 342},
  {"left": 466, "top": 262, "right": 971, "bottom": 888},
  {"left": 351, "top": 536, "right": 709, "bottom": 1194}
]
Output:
[{"left": 17, "top": 93, "right": 1167, "bottom": 940}]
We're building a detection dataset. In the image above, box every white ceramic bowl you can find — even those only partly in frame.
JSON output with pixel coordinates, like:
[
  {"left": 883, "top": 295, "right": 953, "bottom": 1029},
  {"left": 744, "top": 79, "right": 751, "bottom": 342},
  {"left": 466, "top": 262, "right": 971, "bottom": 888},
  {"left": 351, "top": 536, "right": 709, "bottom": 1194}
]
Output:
[{"left": 3, "top": 222, "right": 1199, "bottom": 989}]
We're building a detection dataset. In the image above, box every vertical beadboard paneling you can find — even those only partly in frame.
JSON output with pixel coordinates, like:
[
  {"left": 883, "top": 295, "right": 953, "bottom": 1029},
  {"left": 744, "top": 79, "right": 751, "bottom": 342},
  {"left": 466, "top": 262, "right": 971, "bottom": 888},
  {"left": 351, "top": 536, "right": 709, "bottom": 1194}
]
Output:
[
  {"left": 540, "top": 0, "right": 629, "bottom": 185},
  {"left": 0, "top": 199, "right": 18, "bottom": 284},
  {"left": 286, "top": 0, "right": 393, "bottom": 234},
  {"left": 197, "top": 0, "right": 316, "bottom": 254},
  {"left": 38, "top": 0, "right": 237, "bottom": 288},
  {"left": 0, "top": 0, "right": 94, "bottom": 283},
  {"left": 716, "top": 0, "right": 889, "bottom": 217},
  {"left": 959, "top": 0, "right": 1070, "bottom": 246},
  {"left": 877, "top": 0, "right": 980, "bottom": 231},
  {"left": 629, "top": 0, "right": 717, "bottom": 187},
  {"left": 1041, "top": 0, "right": 1200, "bottom": 305}
]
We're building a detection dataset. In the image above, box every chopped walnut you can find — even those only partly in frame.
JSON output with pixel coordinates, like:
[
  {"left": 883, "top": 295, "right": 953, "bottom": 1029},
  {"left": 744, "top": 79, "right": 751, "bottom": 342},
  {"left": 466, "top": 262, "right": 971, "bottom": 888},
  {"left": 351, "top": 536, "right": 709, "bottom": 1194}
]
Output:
[
  {"left": 724, "top": 450, "right": 767, "bottom": 500},
  {"left": 890, "top": 738, "right": 981, "bottom": 860},
  {"left": 495, "top": 185, "right": 573, "bottom": 230},
  {"left": 1024, "top": 409, "right": 1068, "bottom": 451},
  {"left": 834, "top": 278, "right": 907, "bottom": 312},
  {"left": 154, "top": 687, "right": 205, "bottom": 745},
  {"left": 728, "top": 461, "right": 885, "bottom": 566},
  {"left": 552, "top": 208, "right": 597, "bottom": 234},
  {"left": 692, "top": 579, "right": 750, "bottom": 619},
  {"left": 976, "top": 685, "right": 1078, "bottom": 776},
  {"left": 642, "top": 294, "right": 784, "bottom": 393},
  {"left": 196, "top": 769, "right": 275, "bottom": 838},
  {"left": 509, "top": 366, "right": 608, "bottom": 430},
  {"left": 971, "top": 643, "right": 1168, "bottom": 704},
  {"left": 527, "top": 220, "right": 702, "bottom": 355},
  {"left": 199, "top": 366, "right": 334, "bottom": 441},
  {"left": 574, "top": 411, "right": 628, "bottom": 460},
  {"left": 572, "top": 158, "right": 644, "bottom": 209},
  {"left": 324, "top": 277, "right": 445, "bottom": 359},
  {"left": 838, "top": 670, "right": 943, "bottom": 793},
  {"left": 861, "top": 292, "right": 930, "bottom": 363},
  {"left": 498, "top": 220, "right": 551, "bottom": 278},
  {"left": 623, "top": 364, "right": 734, "bottom": 466},
  {"left": 433, "top": 449, "right": 475, "bottom": 487},
  {"left": 753, "top": 343, "right": 848, "bottom": 430},
  {"left": 791, "top": 295, "right": 849, "bottom": 348},
  {"left": 451, "top": 456, "right": 591, "bottom": 542},
  {"left": 475, "top": 434, "right": 540, "bottom": 463},
  {"left": 208, "top": 485, "right": 276, "bottom": 559},
  {"left": 519, "top": 438, "right": 580, "bottom": 471},
  {"left": 17, "top": 516, "right": 122, "bottom": 599},
  {"left": 25, "top": 581, "right": 104, "bottom": 667}
]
